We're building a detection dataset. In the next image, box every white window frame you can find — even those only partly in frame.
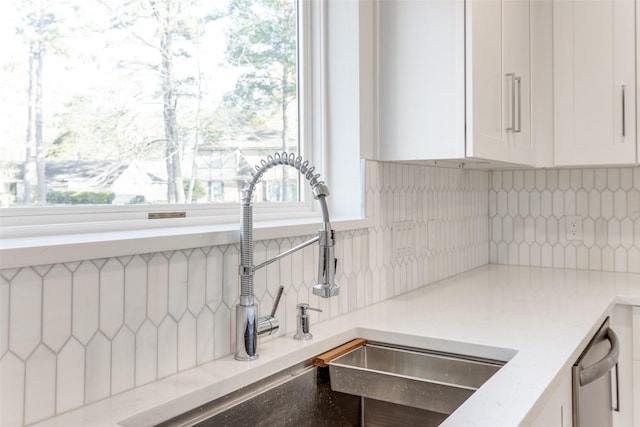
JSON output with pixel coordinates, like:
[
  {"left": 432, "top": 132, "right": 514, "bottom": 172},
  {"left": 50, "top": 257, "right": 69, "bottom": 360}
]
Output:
[
  {"left": 0, "top": 0, "right": 320, "bottom": 238},
  {"left": 0, "top": 0, "right": 374, "bottom": 270}
]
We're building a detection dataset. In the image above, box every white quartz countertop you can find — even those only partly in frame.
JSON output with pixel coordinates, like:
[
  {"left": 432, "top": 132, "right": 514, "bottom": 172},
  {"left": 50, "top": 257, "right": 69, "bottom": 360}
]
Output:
[{"left": 33, "top": 265, "right": 640, "bottom": 427}]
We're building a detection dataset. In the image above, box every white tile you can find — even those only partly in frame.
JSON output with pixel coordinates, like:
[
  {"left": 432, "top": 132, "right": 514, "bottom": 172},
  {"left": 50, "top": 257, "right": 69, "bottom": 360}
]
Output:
[
  {"left": 547, "top": 170, "right": 558, "bottom": 190},
  {"left": 42, "top": 265, "right": 72, "bottom": 352},
  {"left": 291, "top": 237, "right": 304, "bottom": 287},
  {"left": 187, "top": 249, "right": 207, "bottom": 316},
  {"left": 620, "top": 168, "right": 633, "bottom": 191},
  {"left": 524, "top": 217, "right": 536, "bottom": 244},
  {"left": 595, "top": 168, "right": 607, "bottom": 191},
  {"left": 1, "top": 275, "right": 9, "bottom": 357},
  {"left": 223, "top": 245, "right": 239, "bottom": 308},
  {"left": 497, "top": 190, "right": 507, "bottom": 218},
  {"left": 100, "top": 259, "right": 124, "bottom": 339},
  {"left": 503, "top": 171, "right": 513, "bottom": 191},
  {"left": 553, "top": 245, "right": 565, "bottom": 268},
  {"left": 607, "top": 168, "right": 620, "bottom": 190},
  {"left": 588, "top": 190, "right": 601, "bottom": 219},
  {"left": 135, "top": 320, "right": 157, "bottom": 386},
  {"left": 535, "top": 217, "right": 547, "bottom": 245},
  {"left": 602, "top": 247, "right": 614, "bottom": 272},
  {"left": 206, "top": 247, "right": 224, "bottom": 311},
  {"left": 124, "top": 255, "right": 147, "bottom": 331},
  {"left": 541, "top": 243, "right": 553, "bottom": 267},
  {"left": 147, "top": 253, "right": 169, "bottom": 326},
  {"left": 111, "top": 327, "right": 135, "bottom": 395},
  {"left": 508, "top": 190, "right": 518, "bottom": 217},
  {"left": 530, "top": 190, "right": 541, "bottom": 217},
  {"left": 589, "top": 246, "right": 602, "bottom": 270},
  {"left": 24, "top": 345, "right": 56, "bottom": 425},
  {"left": 546, "top": 217, "right": 558, "bottom": 245},
  {"left": 577, "top": 246, "right": 590, "bottom": 270},
  {"left": 518, "top": 243, "right": 530, "bottom": 266},
  {"left": 214, "top": 305, "right": 231, "bottom": 359},
  {"left": 629, "top": 189, "right": 640, "bottom": 220},
  {"left": 558, "top": 169, "right": 570, "bottom": 191},
  {"left": 524, "top": 170, "right": 535, "bottom": 191},
  {"left": 535, "top": 170, "right": 546, "bottom": 191},
  {"left": 85, "top": 332, "right": 111, "bottom": 404},
  {"left": 168, "top": 251, "right": 188, "bottom": 320},
  {"left": 518, "top": 190, "right": 529, "bottom": 217},
  {"left": 629, "top": 248, "right": 640, "bottom": 273},
  {"left": 614, "top": 247, "right": 627, "bottom": 272},
  {"left": 621, "top": 218, "right": 634, "bottom": 249},
  {"left": 582, "top": 169, "right": 594, "bottom": 190},
  {"left": 196, "top": 308, "right": 214, "bottom": 364},
  {"left": 564, "top": 191, "right": 576, "bottom": 216},
  {"left": 252, "top": 242, "right": 267, "bottom": 301},
  {"left": 576, "top": 189, "right": 588, "bottom": 217},
  {"left": 1, "top": 352, "right": 25, "bottom": 427},
  {"left": 565, "top": 245, "right": 577, "bottom": 269},
  {"left": 552, "top": 190, "right": 564, "bottom": 218},
  {"left": 601, "top": 190, "right": 614, "bottom": 219},
  {"left": 56, "top": 338, "right": 85, "bottom": 414},
  {"left": 73, "top": 262, "right": 100, "bottom": 345},
  {"left": 178, "top": 313, "right": 196, "bottom": 371},
  {"left": 608, "top": 219, "right": 621, "bottom": 248},
  {"left": 583, "top": 217, "right": 595, "bottom": 248},
  {"left": 595, "top": 218, "right": 608, "bottom": 249},
  {"left": 10, "top": 268, "right": 42, "bottom": 359},
  {"left": 540, "top": 190, "right": 552, "bottom": 218},
  {"left": 570, "top": 169, "right": 582, "bottom": 191},
  {"left": 614, "top": 189, "right": 627, "bottom": 220},
  {"left": 158, "top": 317, "right": 177, "bottom": 378},
  {"left": 503, "top": 217, "right": 513, "bottom": 243}
]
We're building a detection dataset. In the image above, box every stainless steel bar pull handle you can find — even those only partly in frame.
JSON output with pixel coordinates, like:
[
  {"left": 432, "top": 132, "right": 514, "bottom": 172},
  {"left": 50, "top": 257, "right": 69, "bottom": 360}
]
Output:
[
  {"left": 622, "top": 84, "right": 626, "bottom": 138},
  {"left": 514, "top": 76, "right": 522, "bottom": 133},
  {"left": 506, "top": 73, "right": 515, "bottom": 132}
]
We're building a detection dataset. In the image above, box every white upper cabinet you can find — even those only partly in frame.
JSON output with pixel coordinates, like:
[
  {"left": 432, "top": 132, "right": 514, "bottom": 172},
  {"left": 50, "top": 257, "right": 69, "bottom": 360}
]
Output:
[
  {"left": 378, "top": 0, "right": 537, "bottom": 166},
  {"left": 378, "top": 0, "right": 466, "bottom": 161},
  {"left": 553, "top": 0, "right": 637, "bottom": 166}
]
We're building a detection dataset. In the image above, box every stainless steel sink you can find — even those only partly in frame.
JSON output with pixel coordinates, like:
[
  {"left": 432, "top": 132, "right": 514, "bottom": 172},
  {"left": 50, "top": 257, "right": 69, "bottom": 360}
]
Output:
[
  {"left": 132, "top": 340, "right": 509, "bottom": 427},
  {"left": 329, "top": 342, "right": 505, "bottom": 416}
]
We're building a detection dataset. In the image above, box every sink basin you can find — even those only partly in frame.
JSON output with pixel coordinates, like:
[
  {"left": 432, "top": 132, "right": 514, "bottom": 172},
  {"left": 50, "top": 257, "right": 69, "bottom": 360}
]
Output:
[
  {"left": 328, "top": 342, "right": 505, "bottom": 415},
  {"left": 126, "top": 339, "right": 511, "bottom": 427}
]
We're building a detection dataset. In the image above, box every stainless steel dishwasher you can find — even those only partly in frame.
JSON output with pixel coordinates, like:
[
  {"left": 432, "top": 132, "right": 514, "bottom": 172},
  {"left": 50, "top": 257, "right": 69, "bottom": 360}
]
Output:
[{"left": 572, "top": 318, "right": 620, "bottom": 427}]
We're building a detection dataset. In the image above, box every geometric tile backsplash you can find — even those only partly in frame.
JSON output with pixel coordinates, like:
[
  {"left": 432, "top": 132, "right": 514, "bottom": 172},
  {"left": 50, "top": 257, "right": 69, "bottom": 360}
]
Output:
[
  {"left": 0, "top": 160, "right": 490, "bottom": 426},
  {"left": 489, "top": 167, "right": 640, "bottom": 273}
]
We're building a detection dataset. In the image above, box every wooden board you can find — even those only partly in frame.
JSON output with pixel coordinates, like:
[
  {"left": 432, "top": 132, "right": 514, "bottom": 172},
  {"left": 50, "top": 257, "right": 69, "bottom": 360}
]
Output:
[{"left": 313, "top": 338, "right": 366, "bottom": 367}]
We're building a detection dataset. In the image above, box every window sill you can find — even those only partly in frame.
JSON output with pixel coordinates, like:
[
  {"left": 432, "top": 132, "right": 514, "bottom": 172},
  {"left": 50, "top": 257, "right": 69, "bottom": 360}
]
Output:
[{"left": 0, "top": 216, "right": 371, "bottom": 269}]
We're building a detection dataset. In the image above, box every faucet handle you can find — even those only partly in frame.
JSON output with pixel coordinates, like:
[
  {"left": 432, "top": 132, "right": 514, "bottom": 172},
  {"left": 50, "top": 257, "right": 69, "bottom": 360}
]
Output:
[{"left": 270, "top": 286, "right": 285, "bottom": 318}]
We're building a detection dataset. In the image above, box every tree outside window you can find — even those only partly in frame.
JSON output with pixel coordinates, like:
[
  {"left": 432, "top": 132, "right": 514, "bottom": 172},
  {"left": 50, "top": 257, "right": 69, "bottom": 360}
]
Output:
[{"left": 0, "top": 0, "right": 299, "bottom": 208}]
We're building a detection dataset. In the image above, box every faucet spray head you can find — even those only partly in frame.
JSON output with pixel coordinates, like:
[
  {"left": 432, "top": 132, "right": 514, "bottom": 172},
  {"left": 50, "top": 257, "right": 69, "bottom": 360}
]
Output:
[{"left": 313, "top": 228, "right": 340, "bottom": 298}]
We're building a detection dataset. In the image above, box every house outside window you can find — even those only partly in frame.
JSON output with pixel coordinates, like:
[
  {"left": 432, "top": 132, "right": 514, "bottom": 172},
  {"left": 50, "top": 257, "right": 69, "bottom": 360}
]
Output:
[{"left": 0, "top": 0, "right": 303, "bottom": 213}]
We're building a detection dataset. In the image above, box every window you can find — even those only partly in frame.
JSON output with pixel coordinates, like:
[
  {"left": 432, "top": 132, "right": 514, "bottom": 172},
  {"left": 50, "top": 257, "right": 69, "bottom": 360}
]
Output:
[{"left": 0, "top": 0, "right": 305, "bottom": 217}]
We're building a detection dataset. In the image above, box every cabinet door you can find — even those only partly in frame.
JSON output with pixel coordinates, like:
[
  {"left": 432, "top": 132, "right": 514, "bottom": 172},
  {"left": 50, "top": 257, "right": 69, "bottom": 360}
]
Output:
[
  {"left": 553, "top": 0, "right": 636, "bottom": 166},
  {"left": 528, "top": 373, "right": 572, "bottom": 427},
  {"left": 504, "top": 0, "right": 534, "bottom": 164},
  {"left": 466, "top": 0, "right": 508, "bottom": 162},
  {"left": 378, "top": 0, "right": 465, "bottom": 161},
  {"left": 467, "top": 0, "right": 534, "bottom": 165}
]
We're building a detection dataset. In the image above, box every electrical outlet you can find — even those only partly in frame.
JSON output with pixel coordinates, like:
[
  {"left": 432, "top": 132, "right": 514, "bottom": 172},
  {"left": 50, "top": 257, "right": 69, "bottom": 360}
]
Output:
[
  {"left": 566, "top": 215, "right": 582, "bottom": 241},
  {"left": 393, "top": 221, "right": 415, "bottom": 258}
]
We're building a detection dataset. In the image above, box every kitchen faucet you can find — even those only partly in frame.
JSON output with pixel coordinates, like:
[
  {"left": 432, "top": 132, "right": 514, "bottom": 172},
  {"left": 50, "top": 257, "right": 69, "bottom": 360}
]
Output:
[{"left": 235, "top": 152, "right": 339, "bottom": 361}]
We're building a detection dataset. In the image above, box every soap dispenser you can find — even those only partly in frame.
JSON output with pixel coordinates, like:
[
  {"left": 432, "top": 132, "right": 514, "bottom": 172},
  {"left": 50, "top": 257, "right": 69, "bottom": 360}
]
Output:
[{"left": 294, "top": 303, "right": 322, "bottom": 341}]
